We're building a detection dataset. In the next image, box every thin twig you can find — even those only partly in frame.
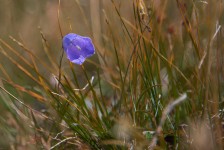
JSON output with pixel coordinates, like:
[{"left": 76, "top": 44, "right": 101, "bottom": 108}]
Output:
[
  {"left": 50, "top": 137, "right": 76, "bottom": 150},
  {"left": 73, "top": 76, "right": 94, "bottom": 91},
  {"left": 149, "top": 93, "right": 187, "bottom": 149},
  {"left": 53, "top": 129, "right": 66, "bottom": 140},
  {"left": 198, "top": 23, "right": 221, "bottom": 69}
]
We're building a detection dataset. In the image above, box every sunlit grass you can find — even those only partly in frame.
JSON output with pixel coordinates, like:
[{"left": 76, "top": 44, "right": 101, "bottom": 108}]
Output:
[{"left": 0, "top": 0, "right": 223, "bottom": 149}]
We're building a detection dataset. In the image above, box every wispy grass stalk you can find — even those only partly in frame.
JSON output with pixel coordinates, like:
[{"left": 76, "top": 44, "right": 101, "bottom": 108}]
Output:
[{"left": 0, "top": 0, "right": 223, "bottom": 149}]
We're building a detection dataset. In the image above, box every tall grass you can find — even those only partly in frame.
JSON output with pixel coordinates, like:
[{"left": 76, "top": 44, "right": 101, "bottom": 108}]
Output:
[{"left": 0, "top": 0, "right": 223, "bottom": 149}]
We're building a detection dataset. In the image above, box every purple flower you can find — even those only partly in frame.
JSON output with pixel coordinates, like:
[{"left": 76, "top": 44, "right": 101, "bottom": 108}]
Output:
[{"left": 62, "top": 33, "right": 95, "bottom": 65}]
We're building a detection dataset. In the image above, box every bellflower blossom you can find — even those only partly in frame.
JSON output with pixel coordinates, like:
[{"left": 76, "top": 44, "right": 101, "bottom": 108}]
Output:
[{"left": 62, "top": 33, "right": 95, "bottom": 65}]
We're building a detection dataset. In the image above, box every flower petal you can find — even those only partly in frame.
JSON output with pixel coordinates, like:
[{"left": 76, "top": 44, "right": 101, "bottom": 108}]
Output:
[{"left": 62, "top": 33, "right": 95, "bottom": 65}]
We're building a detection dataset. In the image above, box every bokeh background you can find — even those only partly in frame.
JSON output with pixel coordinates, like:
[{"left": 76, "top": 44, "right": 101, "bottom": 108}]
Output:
[{"left": 0, "top": 0, "right": 137, "bottom": 81}]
